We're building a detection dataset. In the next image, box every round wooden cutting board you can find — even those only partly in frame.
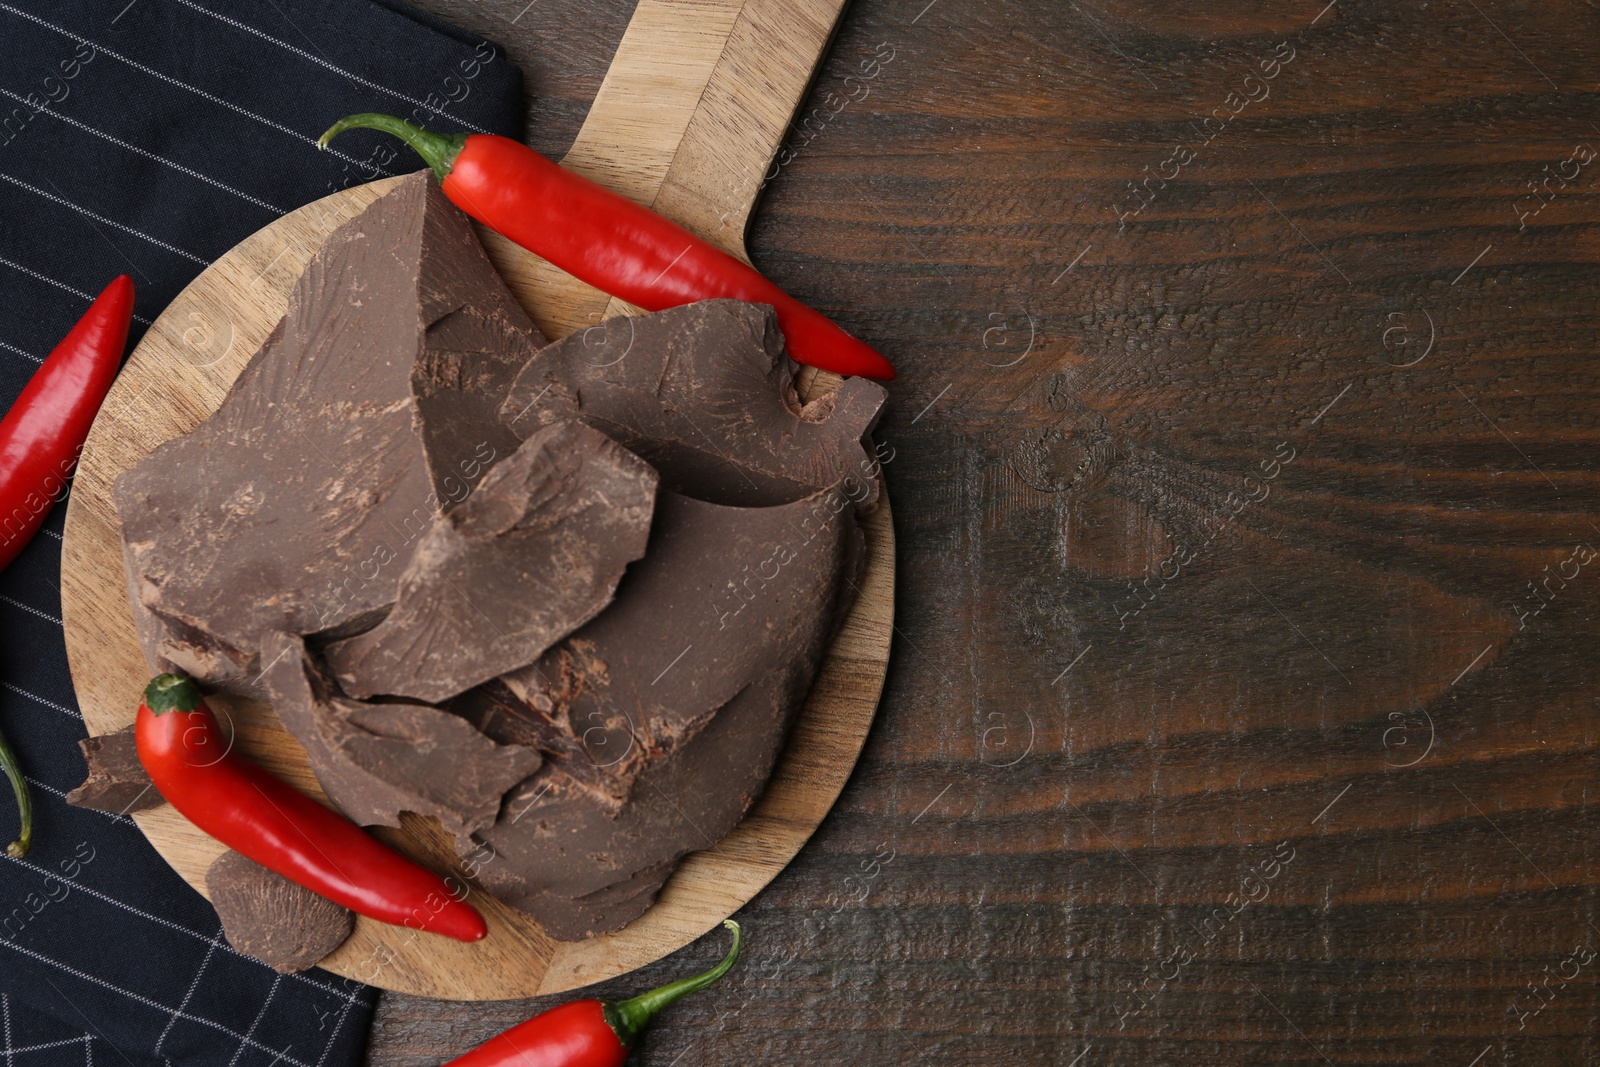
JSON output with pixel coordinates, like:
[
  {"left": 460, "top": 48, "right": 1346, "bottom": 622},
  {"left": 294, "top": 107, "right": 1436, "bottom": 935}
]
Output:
[{"left": 58, "top": 0, "right": 893, "bottom": 1000}]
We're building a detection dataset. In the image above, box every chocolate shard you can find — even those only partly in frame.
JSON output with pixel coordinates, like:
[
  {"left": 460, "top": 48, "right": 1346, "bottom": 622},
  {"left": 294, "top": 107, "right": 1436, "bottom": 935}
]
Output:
[
  {"left": 453, "top": 483, "right": 863, "bottom": 937},
  {"left": 113, "top": 171, "right": 543, "bottom": 689},
  {"left": 512, "top": 860, "right": 675, "bottom": 942},
  {"left": 65, "top": 724, "right": 162, "bottom": 814},
  {"left": 498, "top": 299, "right": 887, "bottom": 512},
  {"left": 324, "top": 421, "right": 657, "bottom": 703},
  {"left": 206, "top": 850, "right": 355, "bottom": 974},
  {"left": 261, "top": 632, "right": 540, "bottom": 846}
]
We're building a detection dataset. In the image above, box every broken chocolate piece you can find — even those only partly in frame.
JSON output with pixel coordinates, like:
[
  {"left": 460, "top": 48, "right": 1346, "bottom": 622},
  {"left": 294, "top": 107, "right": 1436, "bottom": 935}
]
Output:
[
  {"left": 206, "top": 850, "right": 355, "bottom": 974},
  {"left": 454, "top": 482, "right": 863, "bottom": 936},
  {"left": 325, "top": 421, "right": 657, "bottom": 703},
  {"left": 114, "top": 171, "right": 543, "bottom": 687},
  {"left": 499, "top": 300, "right": 887, "bottom": 511},
  {"left": 513, "top": 860, "right": 675, "bottom": 943},
  {"left": 65, "top": 724, "right": 162, "bottom": 814},
  {"left": 262, "top": 632, "right": 540, "bottom": 846}
]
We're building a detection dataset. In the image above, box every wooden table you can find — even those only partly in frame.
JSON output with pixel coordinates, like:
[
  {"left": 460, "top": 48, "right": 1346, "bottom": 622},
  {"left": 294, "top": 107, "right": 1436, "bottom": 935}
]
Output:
[{"left": 374, "top": 1, "right": 1600, "bottom": 1062}]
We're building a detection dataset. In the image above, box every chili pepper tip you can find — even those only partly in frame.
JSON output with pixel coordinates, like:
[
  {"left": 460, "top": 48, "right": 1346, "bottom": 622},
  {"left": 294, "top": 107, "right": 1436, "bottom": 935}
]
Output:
[{"left": 142, "top": 672, "right": 205, "bottom": 715}]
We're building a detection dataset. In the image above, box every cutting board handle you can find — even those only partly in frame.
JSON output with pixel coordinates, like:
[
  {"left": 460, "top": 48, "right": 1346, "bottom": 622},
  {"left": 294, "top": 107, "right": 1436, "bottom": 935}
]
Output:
[{"left": 485, "top": 0, "right": 851, "bottom": 337}]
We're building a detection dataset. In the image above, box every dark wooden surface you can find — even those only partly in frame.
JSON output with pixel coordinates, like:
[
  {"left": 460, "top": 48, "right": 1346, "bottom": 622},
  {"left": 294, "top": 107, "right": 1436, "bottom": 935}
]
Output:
[{"left": 374, "top": 1, "right": 1600, "bottom": 1063}]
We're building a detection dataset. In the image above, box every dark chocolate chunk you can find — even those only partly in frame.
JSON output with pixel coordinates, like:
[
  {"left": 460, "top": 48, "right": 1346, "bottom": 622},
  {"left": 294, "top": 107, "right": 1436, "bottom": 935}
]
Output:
[
  {"left": 65, "top": 724, "right": 162, "bottom": 814},
  {"left": 512, "top": 860, "right": 674, "bottom": 942},
  {"left": 114, "top": 171, "right": 543, "bottom": 688},
  {"left": 262, "top": 632, "right": 541, "bottom": 846},
  {"left": 454, "top": 483, "right": 863, "bottom": 936},
  {"left": 324, "top": 421, "right": 657, "bottom": 703},
  {"left": 499, "top": 300, "right": 887, "bottom": 511},
  {"left": 206, "top": 850, "right": 355, "bottom": 974}
]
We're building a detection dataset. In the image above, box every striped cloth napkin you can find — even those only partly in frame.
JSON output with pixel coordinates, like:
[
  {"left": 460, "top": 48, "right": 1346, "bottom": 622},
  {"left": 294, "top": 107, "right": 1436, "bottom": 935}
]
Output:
[{"left": 0, "top": 1, "right": 524, "bottom": 1062}]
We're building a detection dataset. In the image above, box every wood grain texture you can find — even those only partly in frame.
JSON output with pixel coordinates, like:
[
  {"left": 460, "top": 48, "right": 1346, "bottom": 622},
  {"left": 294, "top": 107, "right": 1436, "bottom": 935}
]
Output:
[
  {"left": 58, "top": 0, "right": 895, "bottom": 1002},
  {"left": 372, "top": 0, "right": 1600, "bottom": 1062}
]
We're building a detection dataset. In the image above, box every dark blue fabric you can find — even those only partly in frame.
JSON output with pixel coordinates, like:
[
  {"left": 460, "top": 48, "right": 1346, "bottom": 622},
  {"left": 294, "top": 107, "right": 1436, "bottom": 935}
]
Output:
[{"left": 0, "top": 1, "right": 525, "bottom": 1062}]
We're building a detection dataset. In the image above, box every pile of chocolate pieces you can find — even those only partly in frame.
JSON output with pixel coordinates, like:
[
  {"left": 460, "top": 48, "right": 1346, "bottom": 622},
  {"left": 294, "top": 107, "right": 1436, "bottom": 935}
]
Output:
[{"left": 78, "top": 173, "right": 887, "bottom": 969}]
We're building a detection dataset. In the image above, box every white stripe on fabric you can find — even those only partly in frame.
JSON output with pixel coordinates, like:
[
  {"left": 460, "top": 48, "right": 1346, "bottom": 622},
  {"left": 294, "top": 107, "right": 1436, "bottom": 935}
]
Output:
[
  {"left": 172, "top": 0, "right": 488, "bottom": 133},
  {"left": 313, "top": 987, "right": 365, "bottom": 1067},
  {"left": 152, "top": 935, "right": 220, "bottom": 1057},
  {"left": 0, "top": 3, "right": 398, "bottom": 176},
  {"left": 1, "top": 683, "right": 81, "bottom": 720},
  {"left": 0, "top": 339, "right": 41, "bottom": 364},
  {"left": 0, "top": 938, "right": 315, "bottom": 1067},
  {"left": 18, "top": 780, "right": 135, "bottom": 827},
  {"left": 0, "top": 174, "right": 210, "bottom": 265},
  {"left": 0, "top": 88, "right": 284, "bottom": 214},
  {"left": 34, "top": 976, "right": 119, "bottom": 1067},
  {"left": 228, "top": 974, "right": 279, "bottom": 1067},
  {"left": 0, "top": 256, "right": 153, "bottom": 325},
  {"left": 2, "top": 850, "right": 349, "bottom": 998},
  {"left": 0, "top": 594, "right": 61, "bottom": 625},
  {"left": 7, "top": 1037, "right": 92, "bottom": 1056}
]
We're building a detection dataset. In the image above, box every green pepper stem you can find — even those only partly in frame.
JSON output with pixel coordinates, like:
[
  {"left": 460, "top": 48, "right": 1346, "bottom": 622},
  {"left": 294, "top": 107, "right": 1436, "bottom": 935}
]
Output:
[
  {"left": 317, "top": 113, "right": 467, "bottom": 182},
  {"left": 142, "top": 673, "right": 205, "bottom": 715},
  {"left": 604, "top": 920, "right": 743, "bottom": 1049},
  {"left": 0, "top": 724, "right": 32, "bottom": 858}
]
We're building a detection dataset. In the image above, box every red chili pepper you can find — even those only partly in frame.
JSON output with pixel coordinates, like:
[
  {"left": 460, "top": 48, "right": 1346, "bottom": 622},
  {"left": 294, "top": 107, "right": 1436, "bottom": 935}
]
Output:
[
  {"left": 135, "top": 673, "right": 487, "bottom": 942},
  {"left": 0, "top": 274, "right": 133, "bottom": 573},
  {"left": 318, "top": 115, "right": 895, "bottom": 382},
  {"left": 0, "top": 275, "right": 134, "bottom": 857},
  {"left": 444, "top": 919, "right": 742, "bottom": 1067}
]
